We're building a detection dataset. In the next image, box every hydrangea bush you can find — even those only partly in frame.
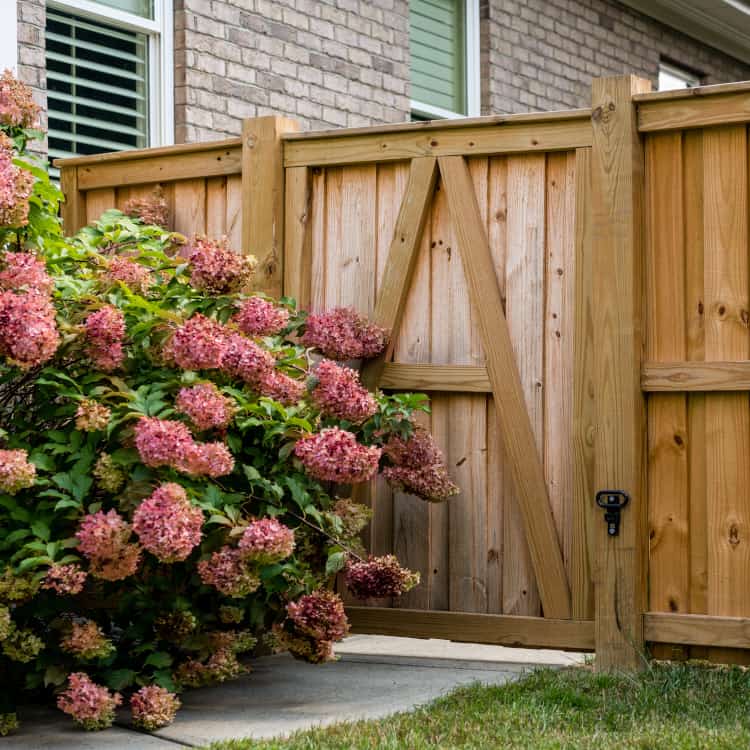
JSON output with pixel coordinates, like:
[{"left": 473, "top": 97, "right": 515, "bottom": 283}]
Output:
[{"left": 0, "top": 71, "right": 458, "bottom": 736}]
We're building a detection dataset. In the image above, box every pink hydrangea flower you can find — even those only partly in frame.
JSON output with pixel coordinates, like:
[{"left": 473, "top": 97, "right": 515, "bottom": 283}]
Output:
[
  {"left": 238, "top": 518, "right": 295, "bottom": 564},
  {"left": 123, "top": 187, "right": 169, "bottom": 228},
  {"left": 186, "top": 236, "right": 256, "bottom": 294},
  {"left": 0, "top": 448, "right": 36, "bottom": 495},
  {"left": 174, "top": 649, "right": 247, "bottom": 688},
  {"left": 382, "top": 464, "right": 459, "bottom": 502},
  {"left": 60, "top": 620, "right": 114, "bottom": 660},
  {"left": 220, "top": 331, "right": 276, "bottom": 385},
  {"left": 175, "top": 383, "right": 235, "bottom": 431},
  {"left": 383, "top": 424, "right": 443, "bottom": 468},
  {"left": 104, "top": 256, "right": 153, "bottom": 293},
  {"left": 133, "top": 483, "right": 203, "bottom": 563},
  {"left": 233, "top": 296, "right": 289, "bottom": 336},
  {"left": 56, "top": 672, "right": 122, "bottom": 731},
  {"left": 294, "top": 428, "right": 381, "bottom": 484},
  {"left": 75, "top": 509, "right": 141, "bottom": 581},
  {"left": 287, "top": 590, "right": 349, "bottom": 641},
  {"left": 0, "top": 69, "right": 39, "bottom": 128},
  {"left": 0, "top": 290, "right": 59, "bottom": 368},
  {"left": 84, "top": 305, "right": 126, "bottom": 372},
  {"left": 0, "top": 134, "right": 34, "bottom": 227},
  {"left": 257, "top": 368, "right": 306, "bottom": 405},
  {"left": 130, "top": 686, "right": 181, "bottom": 731},
  {"left": 0, "top": 252, "right": 53, "bottom": 294},
  {"left": 345, "top": 555, "right": 420, "bottom": 599},
  {"left": 309, "top": 359, "right": 377, "bottom": 423},
  {"left": 134, "top": 417, "right": 196, "bottom": 469},
  {"left": 42, "top": 563, "right": 87, "bottom": 595},
  {"left": 197, "top": 546, "right": 260, "bottom": 598},
  {"left": 75, "top": 400, "right": 111, "bottom": 432},
  {"left": 163, "top": 314, "right": 229, "bottom": 371},
  {"left": 185, "top": 441, "right": 235, "bottom": 478},
  {"left": 301, "top": 307, "right": 388, "bottom": 360}
]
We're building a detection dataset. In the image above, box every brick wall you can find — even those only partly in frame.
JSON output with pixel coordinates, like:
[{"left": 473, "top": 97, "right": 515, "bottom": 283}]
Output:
[
  {"left": 16, "top": 0, "right": 46, "bottom": 129},
  {"left": 482, "top": 0, "right": 750, "bottom": 114},
  {"left": 174, "top": 0, "right": 411, "bottom": 142}
]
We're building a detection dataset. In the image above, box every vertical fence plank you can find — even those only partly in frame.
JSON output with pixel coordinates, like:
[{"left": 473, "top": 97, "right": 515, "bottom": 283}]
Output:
[
  {"left": 703, "top": 125, "right": 750, "bottom": 665},
  {"left": 572, "top": 147, "right": 596, "bottom": 620},
  {"left": 242, "top": 116, "right": 300, "bottom": 297},
  {"left": 206, "top": 176, "right": 228, "bottom": 237},
  {"left": 645, "top": 132, "right": 689, "bottom": 660},
  {"left": 85, "top": 188, "right": 117, "bottom": 225},
  {"left": 502, "top": 154, "right": 546, "bottom": 616},
  {"left": 173, "top": 179, "right": 207, "bottom": 239},
  {"left": 226, "top": 175, "right": 243, "bottom": 252},
  {"left": 60, "top": 167, "right": 86, "bottom": 234},
  {"left": 283, "top": 166, "right": 312, "bottom": 307},
  {"left": 310, "top": 168, "right": 326, "bottom": 312},
  {"left": 683, "top": 130, "right": 708, "bottom": 660},
  {"left": 591, "top": 74, "right": 651, "bottom": 671}
]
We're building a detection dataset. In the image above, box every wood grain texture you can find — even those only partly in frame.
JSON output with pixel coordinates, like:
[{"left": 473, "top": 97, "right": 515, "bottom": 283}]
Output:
[
  {"left": 590, "top": 75, "right": 652, "bottom": 670},
  {"left": 172, "top": 179, "right": 207, "bottom": 238},
  {"left": 84, "top": 187, "right": 116, "bottom": 225},
  {"left": 206, "top": 176, "right": 227, "bottom": 237},
  {"left": 638, "top": 90, "right": 750, "bottom": 133},
  {"left": 379, "top": 363, "right": 491, "bottom": 391},
  {"left": 283, "top": 166, "right": 312, "bottom": 307},
  {"left": 347, "top": 607, "right": 595, "bottom": 650},
  {"left": 644, "top": 132, "right": 689, "bottom": 633},
  {"left": 284, "top": 118, "right": 592, "bottom": 167},
  {"left": 644, "top": 613, "right": 750, "bottom": 649},
  {"left": 572, "top": 147, "right": 596, "bottom": 620},
  {"left": 642, "top": 361, "right": 750, "bottom": 391},
  {"left": 439, "top": 154, "right": 572, "bottom": 620},
  {"left": 359, "top": 157, "right": 438, "bottom": 390},
  {"left": 702, "top": 126, "right": 750, "bottom": 653},
  {"left": 243, "top": 116, "right": 300, "bottom": 297},
  {"left": 225, "top": 175, "right": 243, "bottom": 252},
  {"left": 60, "top": 167, "right": 86, "bottom": 234}
]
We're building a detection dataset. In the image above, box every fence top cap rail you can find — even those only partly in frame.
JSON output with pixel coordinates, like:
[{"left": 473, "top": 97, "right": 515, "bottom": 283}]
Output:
[
  {"left": 633, "top": 79, "right": 750, "bottom": 103},
  {"left": 281, "top": 108, "right": 591, "bottom": 142},
  {"left": 54, "top": 136, "right": 243, "bottom": 169}
]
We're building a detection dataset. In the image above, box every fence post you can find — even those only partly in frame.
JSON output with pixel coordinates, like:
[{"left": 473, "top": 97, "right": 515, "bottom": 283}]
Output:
[
  {"left": 60, "top": 165, "right": 86, "bottom": 234},
  {"left": 242, "top": 116, "right": 300, "bottom": 298},
  {"left": 590, "top": 75, "right": 651, "bottom": 670}
]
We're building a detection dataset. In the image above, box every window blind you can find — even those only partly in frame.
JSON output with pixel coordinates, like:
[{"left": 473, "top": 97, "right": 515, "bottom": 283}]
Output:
[
  {"left": 410, "top": 0, "right": 465, "bottom": 114},
  {"left": 46, "top": 8, "right": 149, "bottom": 175}
]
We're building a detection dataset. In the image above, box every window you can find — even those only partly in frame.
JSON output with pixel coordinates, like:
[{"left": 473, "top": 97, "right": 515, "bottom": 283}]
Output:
[
  {"left": 658, "top": 61, "right": 701, "bottom": 91},
  {"left": 409, "top": 0, "right": 480, "bottom": 119},
  {"left": 45, "top": 0, "right": 173, "bottom": 175}
]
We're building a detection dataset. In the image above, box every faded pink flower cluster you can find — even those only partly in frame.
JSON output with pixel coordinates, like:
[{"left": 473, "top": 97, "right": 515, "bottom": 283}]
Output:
[
  {"left": 238, "top": 518, "right": 295, "bottom": 564},
  {"left": 233, "top": 296, "right": 289, "bottom": 336},
  {"left": 186, "top": 236, "right": 256, "bottom": 294},
  {"left": 0, "top": 69, "right": 39, "bottom": 128},
  {"left": 301, "top": 307, "right": 388, "bottom": 360},
  {"left": 0, "top": 290, "right": 59, "bottom": 368},
  {"left": 130, "top": 686, "right": 181, "bottom": 731},
  {"left": 0, "top": 252, "right": 53, "bottom": 294},
  {"left": 197, "top": 546, "right": 260, "bottom": 598},
  {"left": 84, "top": 305, "right": 126, "bottom": 372},
  {"left": 123, "top": 187, "right": 169, "bottom": 228},
  {"left": 75, "top": 400, "right": 111, "bottom": 432},
  {"left": 104, "top": 256, "right": 153, "bottom": 293},
  {"left": 310, "top": 359, "right": 377, "bottom": 423},
  {"left": 175, "top": 383, "right": 235, "bottom": 431},
  {"left": 75, "top": 509, "right": 141, "bottom": 581},
  {"left": 133, "top": 483, "right": 203, "bottom": 562},
  {"left": 0, "top": 448, "right": 36, "bottom": 495},
  {"left": 0, "top": 134, "right": 34, "bottom": 227},
  {"left": 56, "top": 672, "right": 122, "bottom": 731},
  {"left": 294, "top": 427, "right": 381, "bottom": 484},
  {"left": 42, "top": 563, "right": 87, "bottom": 596},
  {"left": 164, "top": 316, "right": 304, "bottom": 406},
  {"left": 382, "top": 425, "right": 459, "bottom": 502},
  {"left": 345, "top": 554, "right": 420, "bottom": 599},
  {"left": 134, "top": 417, "right": 234, "bottom": 478},
  {"left": 174, "top": 648, "right": 246, "bottom": 688},
  {"left": 273, "top": 590, "right": 349, "bottom": 663},
  {"left": 61, "top": 620, "right": 114, "bottom": 660}
]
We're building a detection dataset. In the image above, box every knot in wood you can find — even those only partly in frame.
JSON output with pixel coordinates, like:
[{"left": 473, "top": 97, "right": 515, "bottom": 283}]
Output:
[
  {"left": 729, "top": 524, "right": 740, "bottom": 547},
  {"left": 245, "top": 135, "right": 257, "bottom": 149}
]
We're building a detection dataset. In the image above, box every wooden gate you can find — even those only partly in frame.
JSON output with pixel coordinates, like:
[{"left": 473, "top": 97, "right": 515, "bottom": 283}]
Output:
[{"left": 282, "top": 115, "right": 596, "bottom": 652}]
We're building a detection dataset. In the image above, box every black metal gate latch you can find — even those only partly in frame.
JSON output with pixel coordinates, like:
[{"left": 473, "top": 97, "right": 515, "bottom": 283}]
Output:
[{"left": 595, "top": 490, "right": 630, "bottom": 536}]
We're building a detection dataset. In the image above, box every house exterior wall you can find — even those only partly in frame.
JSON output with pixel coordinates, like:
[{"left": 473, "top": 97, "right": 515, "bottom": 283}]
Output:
[{"left": 12, "top": 0, "right": 750, "bottom": 147}]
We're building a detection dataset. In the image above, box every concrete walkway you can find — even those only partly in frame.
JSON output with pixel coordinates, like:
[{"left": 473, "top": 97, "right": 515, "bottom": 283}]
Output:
[{"left": 6, "top": 636, "right": 585, "bottom": 749}]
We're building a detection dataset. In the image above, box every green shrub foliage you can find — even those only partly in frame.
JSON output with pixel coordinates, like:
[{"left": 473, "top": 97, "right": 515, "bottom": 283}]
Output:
[{"left": 0, "top": 72, "right": 458, "bottom": 734}]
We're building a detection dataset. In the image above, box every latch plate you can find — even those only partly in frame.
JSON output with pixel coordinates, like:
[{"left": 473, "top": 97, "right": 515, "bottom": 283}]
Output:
[{"left": 595, "top": 490, "right": 630, "bottom": 537}]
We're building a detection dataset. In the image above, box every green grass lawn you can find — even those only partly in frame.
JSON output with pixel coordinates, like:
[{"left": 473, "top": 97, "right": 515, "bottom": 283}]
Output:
[{"left": 207, "top": 662, "right": 750, "bottom": 750}]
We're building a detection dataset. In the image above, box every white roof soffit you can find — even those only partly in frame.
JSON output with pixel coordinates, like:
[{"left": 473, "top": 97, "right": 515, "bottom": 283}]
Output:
[{"left": 619, "top": 0, "right": 750, "bottom": 65}]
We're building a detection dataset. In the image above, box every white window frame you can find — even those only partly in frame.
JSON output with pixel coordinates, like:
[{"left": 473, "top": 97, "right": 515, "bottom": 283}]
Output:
[
  {"left": 658, "top": 61, "right": 701, "bottom": 91},
  {"left": 1, "top": 1, "right": 18, "bottom": 73},
  {"left": 46, "top": 0, "right": 174, "bottom": 148},
  {"left": 410, "top": 0, "right": 481, "bottom": 120}
]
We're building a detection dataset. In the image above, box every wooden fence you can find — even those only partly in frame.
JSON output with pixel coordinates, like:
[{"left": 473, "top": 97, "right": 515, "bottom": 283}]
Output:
[{"left": 57, "top": 76, "right": 750, "bottom": 670}]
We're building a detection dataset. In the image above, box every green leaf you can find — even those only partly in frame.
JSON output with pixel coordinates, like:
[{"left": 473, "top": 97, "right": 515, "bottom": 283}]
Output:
[
  {"left": 325, "top": 551, "right": 347, "bottom": 577},
  {"left": 31, "top": 520, "right": 51, "bottom": 541},
  {"left": 105, "top": 669, "right": 138, "bottom": 691},
  {"left": 152, "top": 669, "right": 177, "bottom": 692},
  {"left": 144, "top": 651, "right": 173, "bottom": 668},
  {"left": 44, "top": 664, "right": 69, "bottom": 688}
]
